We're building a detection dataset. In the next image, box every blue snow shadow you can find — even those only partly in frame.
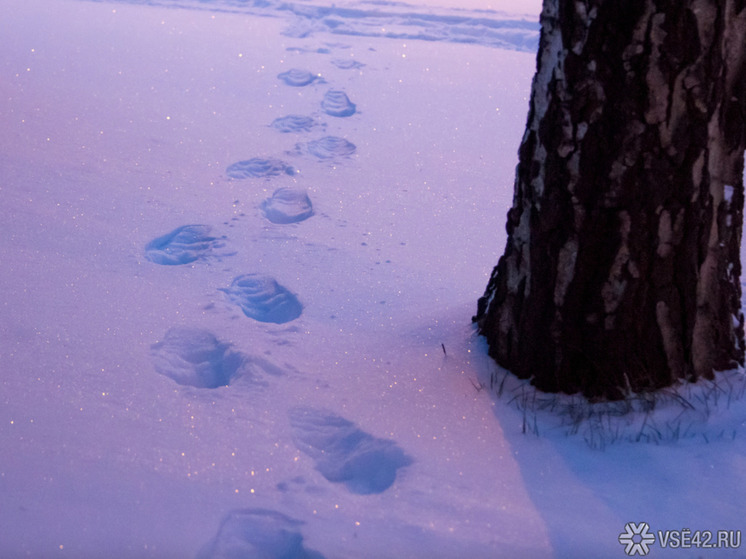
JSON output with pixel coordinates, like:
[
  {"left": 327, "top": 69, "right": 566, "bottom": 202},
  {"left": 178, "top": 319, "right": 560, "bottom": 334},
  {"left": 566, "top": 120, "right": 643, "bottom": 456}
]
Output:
[
  {"left": 144, "top": 224, "right": 229, "bottom": 265},
  {"left": 289, "top": 406, "right": 413, "bottom": 495},
  {"left": 220, "top": 274, "right": 303, "bottom": 323},
  {"left": 197, "top": 508, "right": 325, "bottom": 559}
]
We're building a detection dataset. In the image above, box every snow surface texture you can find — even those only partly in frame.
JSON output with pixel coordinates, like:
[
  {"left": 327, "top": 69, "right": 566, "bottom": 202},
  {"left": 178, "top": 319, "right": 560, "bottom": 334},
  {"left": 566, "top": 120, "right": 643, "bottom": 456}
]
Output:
[
  {"left": 3, "top": 0, "right": 746, "bottom": 558},
  {"left": 84, "top": 0, "right": 542, "bottom": 52}
]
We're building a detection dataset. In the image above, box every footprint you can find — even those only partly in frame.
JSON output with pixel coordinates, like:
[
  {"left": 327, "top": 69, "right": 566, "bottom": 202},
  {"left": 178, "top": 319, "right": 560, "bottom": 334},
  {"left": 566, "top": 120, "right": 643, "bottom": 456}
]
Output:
[
  {"left": 321, "top": 90, "right": 356, "bottom": 117},
  {"left": 197, "top": 508, "right": 325, "bottom": 559},
  {"left": 270, "top": 115, "right": 317, "bottom": 133},
  {"left": 288, "top": 406, "right": 413, "bottom": 495},
  {"left": 261, "top": 188, "right": 314, "bottom": 224},
  {"left": 277, "top": 68, "right": 323, "bottom": 87},
  {"left": 305, "top": 136, "right": 356, "bottom": 160},
  {"left": 144, "top": 225, "right": 227, "bottom": 265},
  {"left": 226, "top": 158, "right": 296, "bottom": 179},
  {"left": 150, "top": 327, "right": 245, "bottom": 388},
  {"left": 331, "top": 59, "right": 365, "bottom": 70},
  {"left": 220, "top": 274, "right": 303, "bottom": 324}
]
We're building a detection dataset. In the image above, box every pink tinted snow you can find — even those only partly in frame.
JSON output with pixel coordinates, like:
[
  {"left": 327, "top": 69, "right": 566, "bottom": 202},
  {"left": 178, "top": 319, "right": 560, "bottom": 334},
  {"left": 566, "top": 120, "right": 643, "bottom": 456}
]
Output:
[{"left": 1, "top": 1, "right": 745, "bottom": 559}]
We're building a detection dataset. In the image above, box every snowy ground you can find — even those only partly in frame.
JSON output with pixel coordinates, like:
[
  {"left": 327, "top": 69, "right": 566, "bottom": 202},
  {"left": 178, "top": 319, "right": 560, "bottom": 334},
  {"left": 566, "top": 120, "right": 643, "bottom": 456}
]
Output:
[{"left": 1, "top": 0, "right": 745, "bottom": 557}]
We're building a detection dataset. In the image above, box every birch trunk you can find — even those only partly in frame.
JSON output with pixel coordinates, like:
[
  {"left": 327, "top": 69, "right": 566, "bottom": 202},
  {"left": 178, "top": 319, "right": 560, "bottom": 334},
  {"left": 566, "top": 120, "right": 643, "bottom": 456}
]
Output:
[{"left": 474, "top": 0, "right": 746, "bottom": 399}]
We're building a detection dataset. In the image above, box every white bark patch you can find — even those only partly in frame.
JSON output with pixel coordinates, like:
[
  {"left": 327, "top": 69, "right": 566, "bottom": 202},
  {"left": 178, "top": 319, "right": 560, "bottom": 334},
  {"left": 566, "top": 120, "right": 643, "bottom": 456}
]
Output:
[
  {"left": 529, "top": 0, "right": 564, "bottom": 202},
  {"left": 656, "top": 207, "right": 685, "bottom": 258},
  {"left": 691, "top": 151, "right": 705, "bottom": 201},
  {"left": 693, "top": 106, "right": 729, "bottom": 374},
  {"left": 609, "top": 160, "right": 627, "bottom": 181},
  {"left": 622, "top": 4, "right": 650, "bottom": 73},
  {"left": 554, "top": 237, "right": 578, "bottom": 307},
  {"left": 660, "top": 72, "right": 692, "bottom": 156},
  {"left": 506, "top": 203, "right": 532, "bottom": 294},
  {"left": 692, "top": 0, "right": 718, "bottom": 50},
  {"left": 532, "top": 143, "right": 548, "bottom": 199},
  {"left": 657, "top": 209, "right": 673, "bottom": 258},
  {"left": 571, "top": 197, "right": 586, "bottom": 229},
  {"left": 570, "top": 1, "right": 597, "bottom": 54},
  {"left": 567, "top": 153, "right": 581, "bottom": 194},
  {"left": 576, "top": 122, "right": 588, "bottom": 141},
  {"left": 532, "top": 0, "right": 564, "bottom": 127},
  {"left": 601, "top": 211, "right": 632, "bottom": 329},
  {"left": 645, "top": 13, "right": 670, "bottom": 125},
  {"left": 656, "top": 301, "right": 685, "bottom": 378}
]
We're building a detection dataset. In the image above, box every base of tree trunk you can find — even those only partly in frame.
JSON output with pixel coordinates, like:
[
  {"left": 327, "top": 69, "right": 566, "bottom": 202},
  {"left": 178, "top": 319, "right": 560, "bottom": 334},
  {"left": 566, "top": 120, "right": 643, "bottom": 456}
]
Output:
[{"left": 475, "top": 0, "right": 746, "bottom": 400}]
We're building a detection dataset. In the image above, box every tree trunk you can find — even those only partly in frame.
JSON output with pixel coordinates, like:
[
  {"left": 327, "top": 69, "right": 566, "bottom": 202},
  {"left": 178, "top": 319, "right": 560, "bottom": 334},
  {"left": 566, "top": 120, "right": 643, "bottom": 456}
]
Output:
[{"left": 474, "top": 0, "right": 746, "bottom": 400}]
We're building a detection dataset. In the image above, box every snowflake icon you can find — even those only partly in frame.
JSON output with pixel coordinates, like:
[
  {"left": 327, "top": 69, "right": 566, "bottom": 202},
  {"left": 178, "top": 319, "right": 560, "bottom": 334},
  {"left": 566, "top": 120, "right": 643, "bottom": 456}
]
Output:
[{"left": 619, "top": 522, "right": 655, "bottom": 556}]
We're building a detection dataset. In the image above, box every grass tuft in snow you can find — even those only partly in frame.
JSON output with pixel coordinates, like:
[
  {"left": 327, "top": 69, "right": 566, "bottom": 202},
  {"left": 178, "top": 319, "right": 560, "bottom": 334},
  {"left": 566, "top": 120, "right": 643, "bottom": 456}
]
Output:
[{"left": 485, "top": 365, "right": 746, "bottom": 450}]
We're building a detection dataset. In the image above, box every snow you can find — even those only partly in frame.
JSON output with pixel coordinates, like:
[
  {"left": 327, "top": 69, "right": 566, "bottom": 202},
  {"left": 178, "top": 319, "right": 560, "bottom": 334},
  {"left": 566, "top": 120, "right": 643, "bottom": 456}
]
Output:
[
  {"left": 725, "top": 184, "right": 735, "bottom": 204},
  {"left": 1, "top": 0, "right": 745, "bottom": 558}
]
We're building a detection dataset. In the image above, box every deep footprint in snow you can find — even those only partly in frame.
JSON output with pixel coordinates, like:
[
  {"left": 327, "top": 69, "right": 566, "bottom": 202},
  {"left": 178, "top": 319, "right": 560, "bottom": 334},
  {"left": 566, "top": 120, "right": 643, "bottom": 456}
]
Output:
[
  {"left": 321, "top": 90, "right": 356, "bottom": 117},
  {"left": 277, "top": 68, "right": 323, "bottom": 87},
  {"left": 261, "top": 188, "right": 314, "bottom": 224},
  {"left": 226, "top": 158, "right": 296, "bottom": 179},
  {"left": 144, "top": 225, "right": 227, "bottom": 265},
  {"left": 150, "top": 327, "right": 245, "bottom": 388},
  {"left": 220, "top": 274, "right": 303, "bottom": 324},
  {"left": 288, "top": 406, "right": 413, "bottom": 495},
  {"left": 271, "top": 115, "right": 318, "bottom": 133},
  {"left": 151, "top": 327, "right": 288, "bottom": 388},
  {"left": 305, "top": 136, "right": 356, "bottom": 160},
  {"left": 197, "top": 509, "right": 325, "bottom": 559}
]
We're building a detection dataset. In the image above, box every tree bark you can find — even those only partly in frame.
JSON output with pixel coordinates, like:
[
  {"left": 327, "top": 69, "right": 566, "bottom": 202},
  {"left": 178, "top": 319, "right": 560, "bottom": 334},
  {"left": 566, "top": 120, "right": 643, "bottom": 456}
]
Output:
[{"left": 474, "top": 0, "right": 746, "bottom": 400}]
